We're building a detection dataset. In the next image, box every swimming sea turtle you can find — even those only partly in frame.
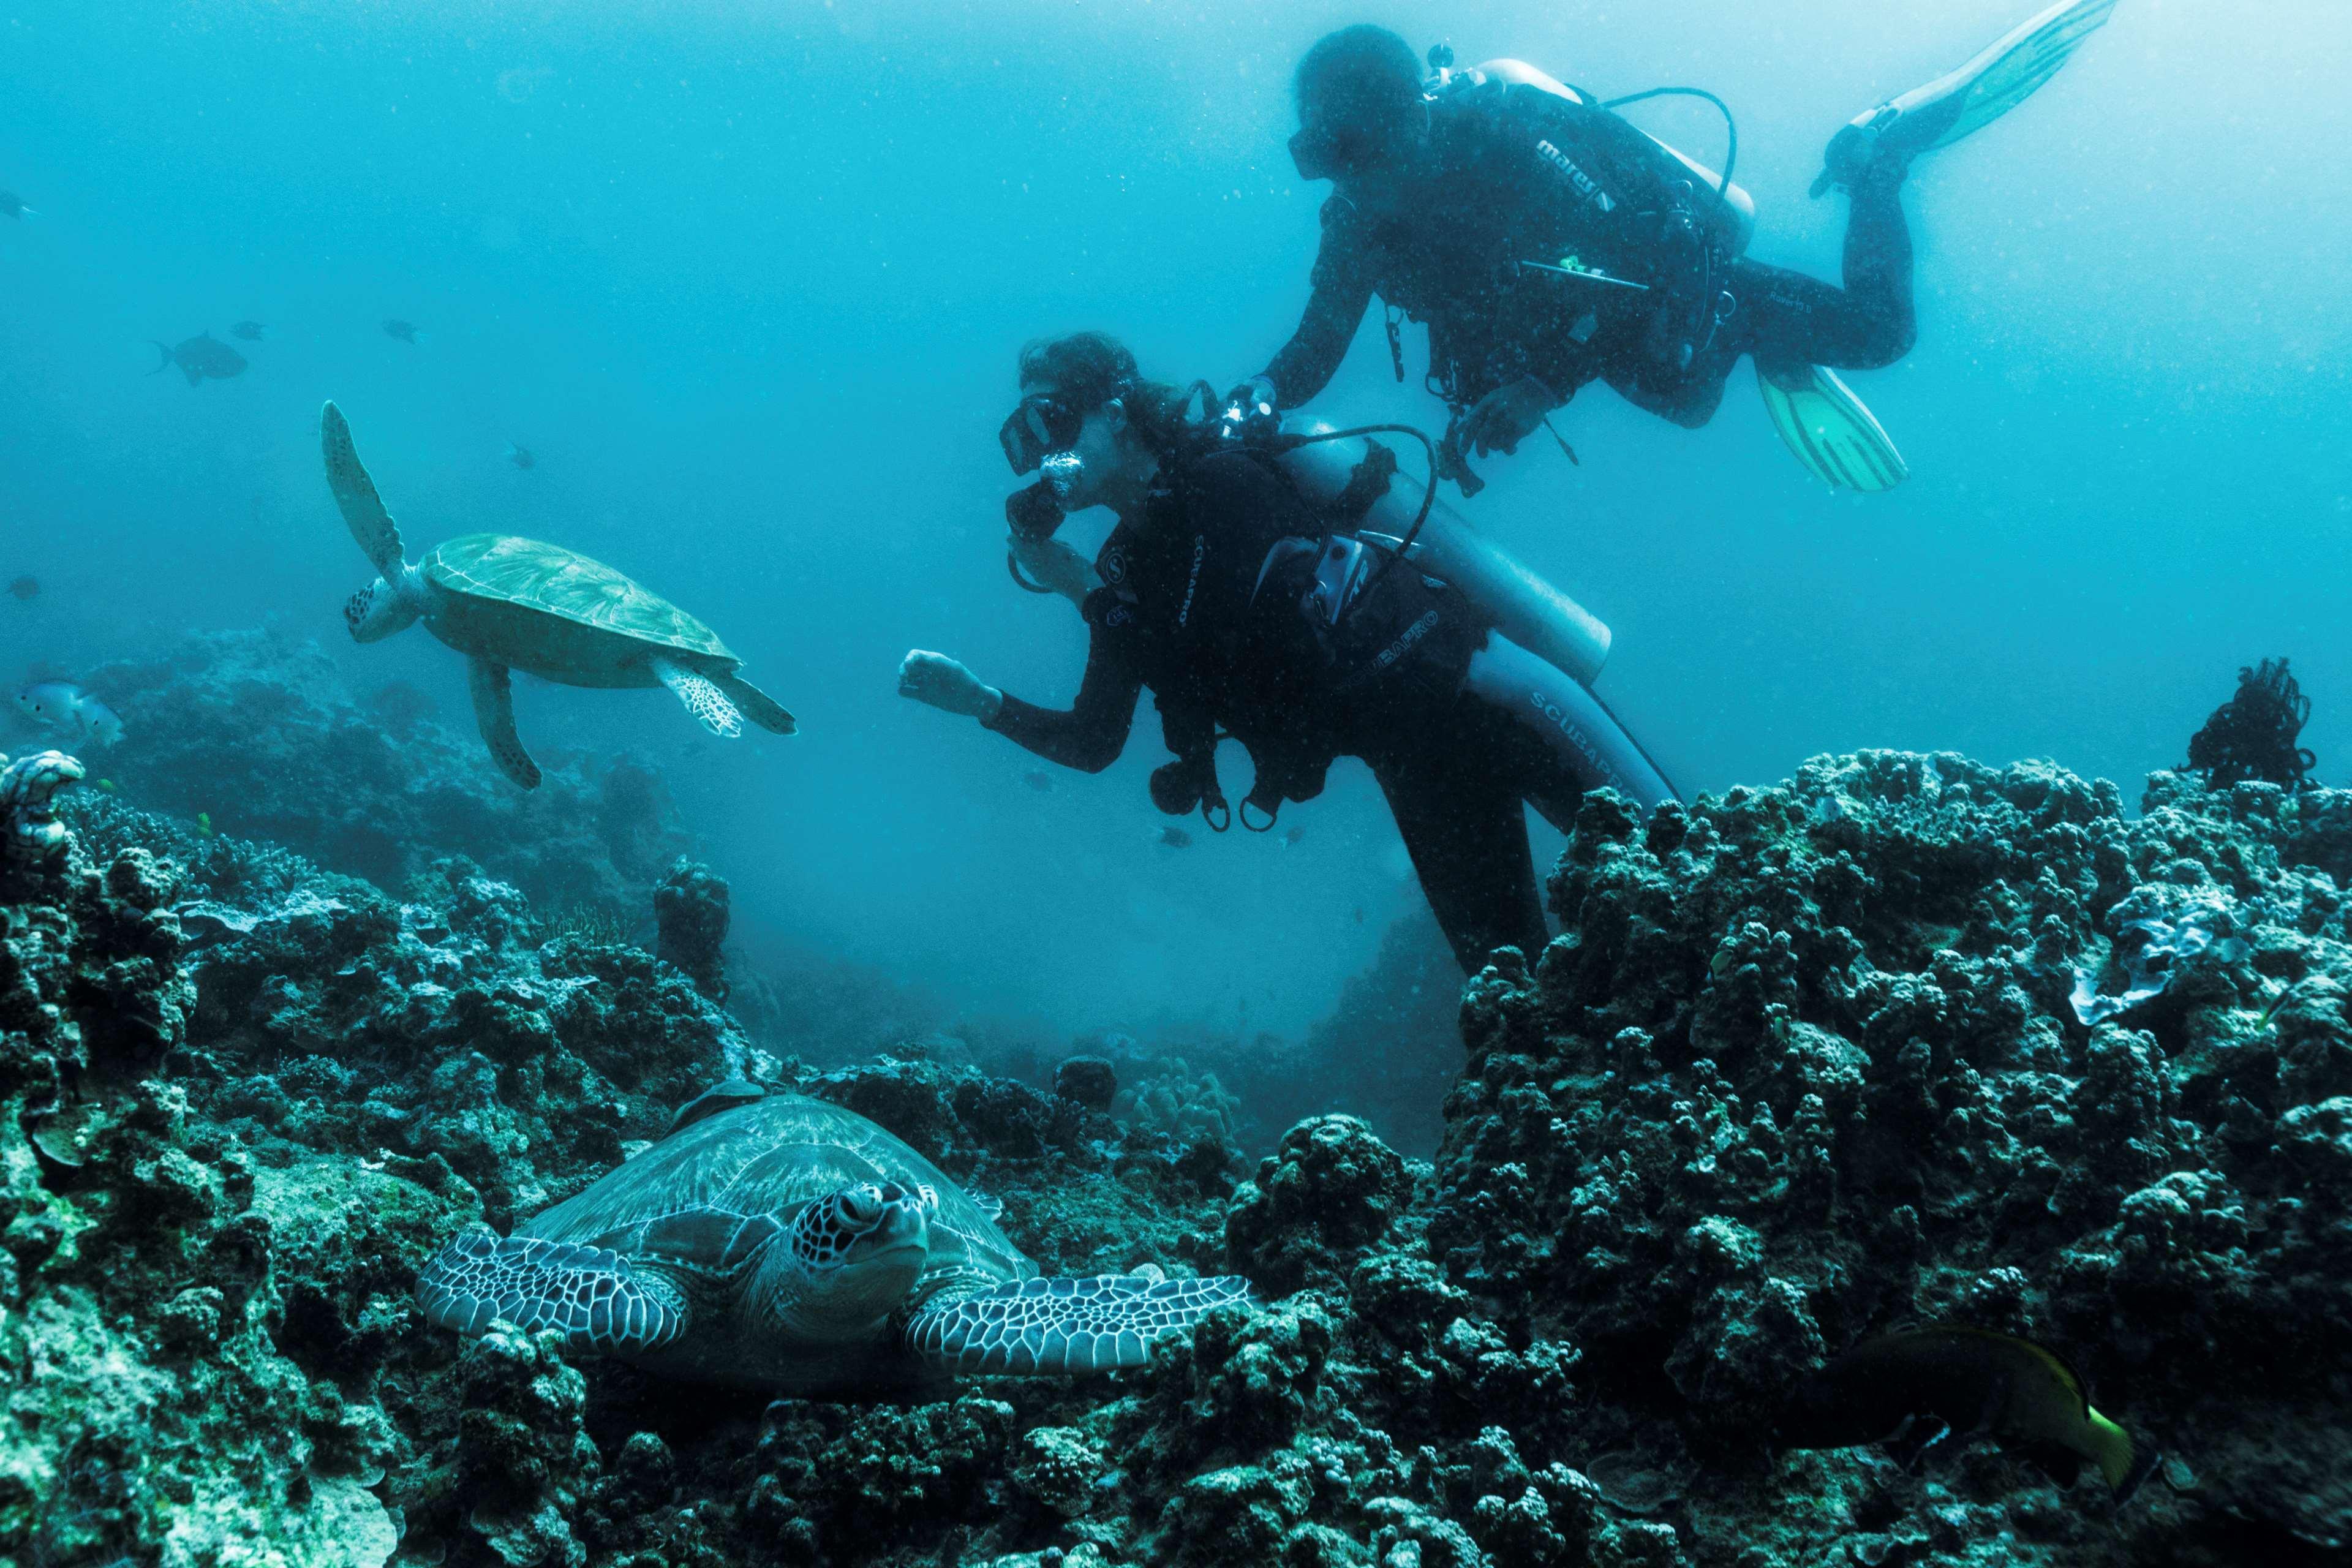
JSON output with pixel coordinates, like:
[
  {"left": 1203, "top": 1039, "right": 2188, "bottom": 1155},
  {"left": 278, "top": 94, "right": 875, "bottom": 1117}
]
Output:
[
  {"left": 416, "top": 1085, "right": 1253, "bottom": 1394},
  {"left": 324, "top": 401, "right": 795, "bottom": 789}
]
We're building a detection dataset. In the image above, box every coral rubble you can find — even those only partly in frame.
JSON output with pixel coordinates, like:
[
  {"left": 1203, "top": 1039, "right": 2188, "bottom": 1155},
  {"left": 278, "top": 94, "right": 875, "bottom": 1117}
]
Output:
[{"left": 2, "top": 748, "right": 2348, "bottom": 1567}]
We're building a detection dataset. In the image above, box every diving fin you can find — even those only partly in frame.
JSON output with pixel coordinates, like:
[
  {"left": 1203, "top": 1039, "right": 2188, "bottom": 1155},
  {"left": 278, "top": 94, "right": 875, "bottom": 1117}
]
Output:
[
  {"left": 1756, "top": 364, "right": 1909, "bottom": 492},
  {"left": 1812, "top": 0, "right": 2119, "bottom": 196}
]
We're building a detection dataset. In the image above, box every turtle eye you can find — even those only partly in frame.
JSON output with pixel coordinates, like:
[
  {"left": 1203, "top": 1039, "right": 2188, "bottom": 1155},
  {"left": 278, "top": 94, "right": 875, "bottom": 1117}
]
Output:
[{"left": 837, "top": 1186, "right": 884, "bottom": 1227}]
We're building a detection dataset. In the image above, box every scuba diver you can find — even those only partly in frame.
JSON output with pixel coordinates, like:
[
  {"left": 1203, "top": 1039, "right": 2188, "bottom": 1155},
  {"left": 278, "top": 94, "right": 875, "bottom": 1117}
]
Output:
[
  {"left": 897, "top": 331, "right": 1675, "bottom": 974},
  {"left": 1231, "top": 1, "right": 2119, "bottom": 494}
]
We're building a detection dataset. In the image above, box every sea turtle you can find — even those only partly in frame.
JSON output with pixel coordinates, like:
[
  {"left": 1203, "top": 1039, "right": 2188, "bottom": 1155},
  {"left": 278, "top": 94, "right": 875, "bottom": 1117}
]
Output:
[
  {"left": 324, "top": 401, "right": 795, "bottom": 789},
  {"left": 417, "top": 1084, "right": 1253, "bottom": 1394}
]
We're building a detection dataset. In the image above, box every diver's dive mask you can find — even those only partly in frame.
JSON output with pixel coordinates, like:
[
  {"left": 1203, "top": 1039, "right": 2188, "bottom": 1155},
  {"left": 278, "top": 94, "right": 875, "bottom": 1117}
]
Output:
[{"left": 998, "top": 394, "right": 1085, "bottom": 477}]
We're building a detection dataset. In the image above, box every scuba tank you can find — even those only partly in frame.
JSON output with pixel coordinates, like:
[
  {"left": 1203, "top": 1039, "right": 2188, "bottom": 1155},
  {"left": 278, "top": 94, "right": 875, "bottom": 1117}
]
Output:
[
  {"left": 1264, "top": 420, "right": 1675, "bottom": 812},
  {"left": 1464, "top": 58, "right": 1756, "bottom": 261},
  {"left": 1271, "top": 420, "right": 1611, "bottom": 685}
]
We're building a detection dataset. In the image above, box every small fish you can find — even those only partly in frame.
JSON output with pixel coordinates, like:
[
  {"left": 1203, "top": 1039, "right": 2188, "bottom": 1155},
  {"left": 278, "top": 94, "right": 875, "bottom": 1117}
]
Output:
[
  {"left": 1777, "top": 1326, "right": 2157, "bottom": 1502},
  {"left": 505, "top": 441, "right": 535, "bottom": 470},
  {"left": 13, "top": 680, "right": 124, "bottom": 747},
  {"left": 94, "top": 778, "right": 116, "bottom": 793},
  {"left": 195, "top": 812, "right": 213, "bottom": 839},
  {"left": 228, "top": 320, "right": 266, "bottom": 341},
  {"left": 1158, "top": 826, "right": 1193, "bottom": 849},
  {"left": 1282, "top": 824, "right": 1306, "bottom": 846},
  {"left": 148, "top": 331, "right": 246, "bottom": 387},
  {"left": 1021, "top": 769, "right": 1054, "bottom": 793},
  {"left": 7, "top": 576, "right": 36, "bottom": 601},
  {"left": 383, "top": 318, "right": 420, "bottom": 344},
  {"left": 1353, "top": 906, "right": 1365, "bottom": 925},
  {"left": 0, "top": 191, "right": 31, "bottom": 220}
]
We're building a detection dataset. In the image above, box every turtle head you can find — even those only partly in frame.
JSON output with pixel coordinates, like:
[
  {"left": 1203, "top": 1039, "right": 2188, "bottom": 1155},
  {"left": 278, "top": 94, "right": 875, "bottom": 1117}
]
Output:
[
  {"left": 345, "top": 568, "right": 424, "bottom": 643},
  {"left": 765, "top": 1181, "right": 932, "bottom": 1337}
]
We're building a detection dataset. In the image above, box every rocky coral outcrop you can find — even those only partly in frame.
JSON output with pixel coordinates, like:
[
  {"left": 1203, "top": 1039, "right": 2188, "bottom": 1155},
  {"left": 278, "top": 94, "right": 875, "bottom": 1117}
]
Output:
[
  {"left": 4, "top": 750, "right": 2350, "bottom": 1568},
  {"left": 655, "top": 858, "right": 732, "bottom": 1000},
  {"left": 37, "top": 628, "right": 688, "bottom": 911}
]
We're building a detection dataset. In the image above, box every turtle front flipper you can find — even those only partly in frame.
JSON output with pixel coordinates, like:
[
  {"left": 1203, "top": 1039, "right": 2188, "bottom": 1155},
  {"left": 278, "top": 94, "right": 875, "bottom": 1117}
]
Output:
[
  {"left": 712, "top": 673, "right": 797, "bottom": 736},
  {"left": 469, "top": 657, "right": 542, "bottom": 789},
  {"left": 418, "top": 1227, "right": 689, "bottom": 1355},
  {"left": 905, "top": 1275, "right": 1254, "bottom": 1376},
  {"left": 651, "top": 657, "right": 744, "bottom": 738},
  {"left": 320, "top": 402, "right": 409, "bottom": 579}
]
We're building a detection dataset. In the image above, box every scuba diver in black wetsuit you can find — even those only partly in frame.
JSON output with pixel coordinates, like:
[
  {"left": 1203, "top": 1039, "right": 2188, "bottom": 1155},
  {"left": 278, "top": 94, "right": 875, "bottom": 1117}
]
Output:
[
  {"left": 897, "top": 331, "right": 1673, "bottom": 973},
  {"left": 1231, "top": 4, "right": 2118, "bottom": 494}
]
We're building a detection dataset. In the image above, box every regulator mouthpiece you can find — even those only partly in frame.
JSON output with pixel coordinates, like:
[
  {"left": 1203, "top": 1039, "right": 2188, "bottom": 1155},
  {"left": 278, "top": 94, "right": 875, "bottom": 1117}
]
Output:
[{"left": 1006, "top": 478, "right": 1066, "bottom": 541}]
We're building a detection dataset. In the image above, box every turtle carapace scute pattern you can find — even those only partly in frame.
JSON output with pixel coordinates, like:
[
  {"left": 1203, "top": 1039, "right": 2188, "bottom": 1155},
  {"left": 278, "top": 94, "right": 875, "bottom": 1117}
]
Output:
[
  {"left": 415, "top": 1088, "right": 1253, "bottom": 1395},
  {"left": 320, "top": 400, "right": 796, "bottom": 790}
]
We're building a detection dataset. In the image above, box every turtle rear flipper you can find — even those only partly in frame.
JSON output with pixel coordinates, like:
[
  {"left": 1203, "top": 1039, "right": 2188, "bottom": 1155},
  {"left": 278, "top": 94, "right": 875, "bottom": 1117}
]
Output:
[
  {"left": 469, "top": 657, "right": 541, "bottom": 789},
  {"left": 417, "top": 1227, "right": 690, "bottom": 1355},
  {"left": 320, "top": 402, "right": 409, "bottom": 579},
  {"left": 713, "top": 672, "right": 797, "bottom": 736},
  {"left": 652, "top": 657, "right": 743, "bottom": 738},
  {"left": 905, "top": 1275, "right": 1254, "bottom": 1375}
]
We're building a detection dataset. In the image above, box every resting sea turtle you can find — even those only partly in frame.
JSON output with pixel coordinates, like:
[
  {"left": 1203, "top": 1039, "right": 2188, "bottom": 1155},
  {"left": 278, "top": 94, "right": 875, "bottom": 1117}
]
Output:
[
  {"left": 324, "top": 401, "right": 795, "bottom": 790},
  {"left": 416, "top": 1084, "right": 1253, "bottom": 1394}
]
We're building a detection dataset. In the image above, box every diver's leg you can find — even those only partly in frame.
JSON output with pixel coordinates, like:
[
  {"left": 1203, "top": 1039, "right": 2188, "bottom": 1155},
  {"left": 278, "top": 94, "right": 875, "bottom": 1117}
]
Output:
[
  {"left": 1739, "top": 173, "right": 1918, "bottom": 376},
  {"left": 1371, "top": 750, "right": 1549, "bottom": 974}
]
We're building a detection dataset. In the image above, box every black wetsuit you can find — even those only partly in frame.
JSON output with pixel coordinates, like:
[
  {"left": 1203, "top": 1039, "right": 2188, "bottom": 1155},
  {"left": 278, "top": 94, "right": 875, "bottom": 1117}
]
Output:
[
  {"left": 1261, "top": 76, "right": 1915, "bottom": 430},
  {"left": 985, "top": 447, "right": 1578, "bottom": 971}
]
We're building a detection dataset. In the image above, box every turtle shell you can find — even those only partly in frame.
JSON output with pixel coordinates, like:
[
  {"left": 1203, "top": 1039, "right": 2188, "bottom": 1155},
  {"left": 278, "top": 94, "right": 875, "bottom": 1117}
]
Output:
[
  {"left": 423, "top": 533, "right": 734, "bottom": 662},
  {"left": 518, "top": 1094, "right": 1032, "bottom": 1306}
]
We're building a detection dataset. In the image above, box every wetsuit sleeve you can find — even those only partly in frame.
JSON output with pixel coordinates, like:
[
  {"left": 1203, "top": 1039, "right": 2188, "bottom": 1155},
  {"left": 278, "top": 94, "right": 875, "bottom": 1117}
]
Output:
[
  {"left": 1259, "top": 199, "right": 1377, "bottom": 409},
  {"left": 982, "top": 611, "right": 1145, "bottom": 774}
]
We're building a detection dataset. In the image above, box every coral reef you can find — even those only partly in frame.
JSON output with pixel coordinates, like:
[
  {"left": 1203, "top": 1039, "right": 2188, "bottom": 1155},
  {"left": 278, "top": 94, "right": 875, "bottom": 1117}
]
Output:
[
  {"left": 655, "top": 859, "right": 732, "bottom": 999},
  {"left": 33, "top": 628, "right": 687, "bottom": 910},
  {"left": 1, "top": 748, "right": 84, "bottom": 880},
  {"left": 4, "top": 748, "right": 2349, "bottom": 1567}
]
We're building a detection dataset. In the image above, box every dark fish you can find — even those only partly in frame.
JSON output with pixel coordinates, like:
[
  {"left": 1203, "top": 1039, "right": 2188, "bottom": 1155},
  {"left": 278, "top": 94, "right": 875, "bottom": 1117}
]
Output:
[
  {"left": 383, "top": 318, "right": 420, "bottom": 344},
  {"left": 1159, "top": 826, "right": 1193, "bottom": 849},
  {"left": 228, "top": 320, "right": 265, "bottom": 341},
  {"left": 1353, "top": 907, "right": 1365, "bottom": 924},
  {"left": 148, "top": 331, "right": 246, "bottom": 387},
  {"left": 7, "top": 576, "right": 36, "bottom": 601},
  {"left": 1022, "top": 769, "right": 1054, "bottom": 793},
  {"left": 1778, "top": 1326, "right": 2156, "bottom": 1502},
  {"left": 0, "top": 191, "right": 29, "bottom": 220},
  {"left": 505, "top": 441, "right": 535, "bottom": 470},
  {"left": 1282, "top": 824, "right": 1306, "bottom": 846}
]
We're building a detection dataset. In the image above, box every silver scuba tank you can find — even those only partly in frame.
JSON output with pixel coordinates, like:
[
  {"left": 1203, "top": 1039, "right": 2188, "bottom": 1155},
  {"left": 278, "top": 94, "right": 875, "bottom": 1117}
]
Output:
[
  {"left": 1270, "top": 423, "right": 1613, "bottom": 685},
  {"left": 1463, "top": 58, "right": 1756, "bottom": 260}
]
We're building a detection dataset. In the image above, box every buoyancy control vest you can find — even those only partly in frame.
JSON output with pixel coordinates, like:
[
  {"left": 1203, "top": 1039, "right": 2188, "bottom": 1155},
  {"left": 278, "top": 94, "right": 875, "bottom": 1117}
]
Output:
[{"left": 1445, "top": 58, "right": 1755, "bottom": 262}]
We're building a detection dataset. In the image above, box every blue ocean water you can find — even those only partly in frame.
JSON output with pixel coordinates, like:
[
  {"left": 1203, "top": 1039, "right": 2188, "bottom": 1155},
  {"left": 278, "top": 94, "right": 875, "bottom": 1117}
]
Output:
[{"left": 4, "top": 0, "right": 2348, "bottom": 1040}]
